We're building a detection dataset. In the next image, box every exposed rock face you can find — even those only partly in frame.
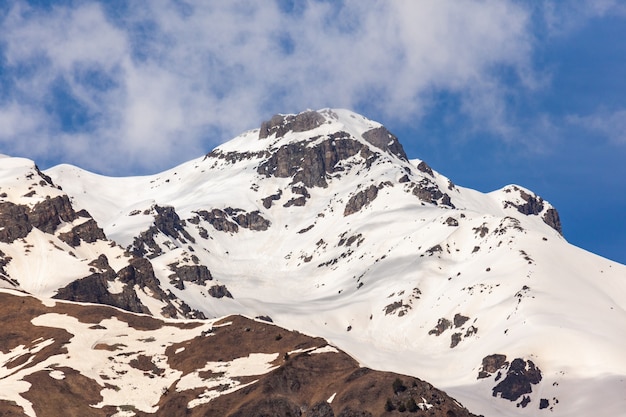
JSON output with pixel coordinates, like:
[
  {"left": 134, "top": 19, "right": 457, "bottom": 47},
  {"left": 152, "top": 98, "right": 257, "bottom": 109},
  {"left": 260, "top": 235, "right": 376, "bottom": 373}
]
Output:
[
  {"left": 417, "top": 161, "right": 434, "bottom": 176},
  {"left": 478, "top": 354, "right": 508, "bottom": 379},
  {"left": 29, "top": 195, "right": 78, "bottom": 234},
  {"left": 208, "top": 284, "right": 233, "bottom": 299},
  {"left": 493, "top": 358, "right": 542, "bottom": 402},
  {"left": 259, "top": 110, "right": 326, "bottom": 139},
  {"left": 168, "top": 264, "right": 213, "bottom": 290},
  {"left": 344, "top": 184, "right": 379, "bottom": 216},
  {"left": 54, "top": 256, "right": 151, "bottom": 315},
  {"left": 503, "top": 186, "right": 562, "bottom": 234},
  {"left": 477, "top": 354, "right": 543, "bottom": 407},
  {"left": 195, "top": 207, "right": 271, "bottom": 233},
  {"left": 412, "top": 179, "right": 454, "bottom": 208},
  {"left": 257, "top": 133, "right": 374, "bottom": 188},
  {"left": 542, "top": 208, "right": 562, "bottom": 234},
  {"left": 54, "top": 256, "right": 205, "bottom": 319},
  {"left": 0, "top": 195, "right": 98, "bottom": 244},
  {"left": 361, "top": 126, "right": 408, "bottom": 161},
  {"left": 0, "top": 202, "right": 31, "bottom": 243},
  {"left": 58, "top": 219, "right": 107, "bottom": 247},
  {"left": 130, "top": 205, "right": 195, "bottom": 257}
]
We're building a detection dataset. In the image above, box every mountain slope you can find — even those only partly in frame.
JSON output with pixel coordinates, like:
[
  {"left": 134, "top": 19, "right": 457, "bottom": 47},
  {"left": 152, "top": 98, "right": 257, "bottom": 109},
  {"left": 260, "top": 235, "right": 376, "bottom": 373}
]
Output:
[
  {"left": 1, "top": 109, "right": 624, "bottom": 416},
  {"left": 0, "top": 288, "right": 476, "bottom": 417}
]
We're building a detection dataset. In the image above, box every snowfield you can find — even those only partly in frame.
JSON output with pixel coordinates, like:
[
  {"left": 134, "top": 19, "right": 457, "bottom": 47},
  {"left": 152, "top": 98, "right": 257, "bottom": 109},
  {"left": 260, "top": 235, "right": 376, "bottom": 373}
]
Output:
[{"left": 0, "top": 109, "right": 623, "bottom": 416}]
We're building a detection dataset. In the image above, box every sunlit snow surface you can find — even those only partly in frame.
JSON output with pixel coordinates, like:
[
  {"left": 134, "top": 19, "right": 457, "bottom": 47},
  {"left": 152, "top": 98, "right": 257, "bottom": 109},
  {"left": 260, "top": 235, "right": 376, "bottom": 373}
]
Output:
[{"left": 9, "top": 108, "right": 621, "bottom": 416}]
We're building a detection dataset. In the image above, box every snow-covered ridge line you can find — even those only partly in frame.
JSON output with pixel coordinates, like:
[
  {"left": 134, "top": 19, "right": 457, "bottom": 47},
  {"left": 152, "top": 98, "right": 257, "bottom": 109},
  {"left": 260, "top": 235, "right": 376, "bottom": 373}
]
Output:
[{"left": 0, "top": 109, "right": 622, "bottom": 417}]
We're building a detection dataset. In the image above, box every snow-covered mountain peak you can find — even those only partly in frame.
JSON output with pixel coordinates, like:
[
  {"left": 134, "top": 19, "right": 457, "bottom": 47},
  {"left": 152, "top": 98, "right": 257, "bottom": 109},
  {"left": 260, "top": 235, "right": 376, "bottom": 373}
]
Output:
[{"left": 1, "top": 109, "right": 623, "bottom": 417}]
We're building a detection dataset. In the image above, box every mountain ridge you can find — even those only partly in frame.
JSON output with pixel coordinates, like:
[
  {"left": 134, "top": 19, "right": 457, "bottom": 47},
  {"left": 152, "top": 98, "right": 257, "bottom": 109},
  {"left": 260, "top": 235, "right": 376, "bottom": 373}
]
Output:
[{"left": 1, "top": 108, "right": 624, "bottom": 416}]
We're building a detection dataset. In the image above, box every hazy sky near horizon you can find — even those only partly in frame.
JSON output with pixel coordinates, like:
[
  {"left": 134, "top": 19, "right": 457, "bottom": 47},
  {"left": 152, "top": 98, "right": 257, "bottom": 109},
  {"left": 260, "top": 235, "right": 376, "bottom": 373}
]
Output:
[{"left": 0, "top": 0, "right": 625, "bottom": 264}]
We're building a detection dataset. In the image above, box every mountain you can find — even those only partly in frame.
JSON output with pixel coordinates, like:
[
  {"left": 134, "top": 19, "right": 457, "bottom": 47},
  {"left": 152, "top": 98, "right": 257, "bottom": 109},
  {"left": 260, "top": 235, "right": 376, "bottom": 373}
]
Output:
[{"left": 1, "top": 109, "right": 625, "bottom": 416}]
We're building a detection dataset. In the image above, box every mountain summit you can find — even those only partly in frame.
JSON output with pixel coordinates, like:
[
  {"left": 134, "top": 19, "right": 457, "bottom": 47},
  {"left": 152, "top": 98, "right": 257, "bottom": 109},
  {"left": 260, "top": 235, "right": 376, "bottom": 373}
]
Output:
[{"left": 0, "top": 109, "right": 624, "bottom": 416}]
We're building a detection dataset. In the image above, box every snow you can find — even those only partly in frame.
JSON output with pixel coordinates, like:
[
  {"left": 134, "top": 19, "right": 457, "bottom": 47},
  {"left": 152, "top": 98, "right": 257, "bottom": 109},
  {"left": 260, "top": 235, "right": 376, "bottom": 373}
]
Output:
[
  {"left": 26, "top": 312, "right": 214, "bottom": 413},
  {"left": 0, "top": 108, "right": 619, "bottom": 417}
]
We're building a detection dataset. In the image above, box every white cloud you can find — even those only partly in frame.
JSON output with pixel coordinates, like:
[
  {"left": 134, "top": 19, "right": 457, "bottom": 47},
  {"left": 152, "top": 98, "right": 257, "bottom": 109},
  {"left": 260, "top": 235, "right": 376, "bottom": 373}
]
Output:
[
  {"left": 0, "top": 0, "right": 542, "bottom": 174},
  {"left": 568, "top": 110, "right": 626, "bottom": 145}
]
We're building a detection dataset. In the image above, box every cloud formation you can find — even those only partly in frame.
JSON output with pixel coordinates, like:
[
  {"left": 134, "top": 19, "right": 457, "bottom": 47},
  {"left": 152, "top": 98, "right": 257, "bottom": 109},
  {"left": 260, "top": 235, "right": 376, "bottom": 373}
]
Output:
[{"left": 0, "top": 0, "right": 569, "bottom": 174}]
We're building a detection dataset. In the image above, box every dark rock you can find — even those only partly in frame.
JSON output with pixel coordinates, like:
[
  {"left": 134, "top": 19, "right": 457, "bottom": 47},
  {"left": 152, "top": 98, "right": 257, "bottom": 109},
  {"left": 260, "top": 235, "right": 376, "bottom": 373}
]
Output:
[
  {"left": 517, "top": 395, "right": 531, "bottom": 408},
  {"left": 0, "top": 195, "right": 87, "bottom": 243},
  {"left": 131, "top": 205, "right": 195, "bottom": 257},
  {"left": 262, "top": 190, "right": 282, "bottom": 209},
  {"left": 477, "top": 354, "right": 508, "bottom": 379},
  {"left": 168, "top": 264, "right": 213, "bottom": 289},
  {"left": 412, "top": 179, "right": 454, "bottom": 208},
  {"left": 54, "top": 257, "right": 151, "bottom": 315},
  {"left": 196, "top": 209, "right": 239, "bottom": 233},
  {"left": 283, "top": 196, "right": 307, "bottom": 207},
  {"left": 542, "top": 208, "right": 562, "bottom": 234},
  {"left": 450, "top": 333, "right": 463, "bottom": 348},
  {"left": 310, "top": 401, "right": 335, "bottom": 417},
  {"left": 417, "top": 161, "right": 434, "bottom": 176},
  {"left": 34, "top": 164, "right": 54, "bottom": 187},
  {"left": 29, "top": 196, "right": 78, "bottom": 234},
  {"left": 204, "top": 147, "right": 270, "bottom": 164},
  {"left": 257, "top": 134, "right": 373, "bottom": 188},
  {"left": 209, "top": 284, "right": 233, "bottom": 299},
  {"left": 361, "top": 126, "right": 408, "bottom": 161},
  {"left": 445, "top": 217, "right": 459, "bottom": 227},
  {"left": 344, "top": 185, "right": 379, "bottom": 216},
  {"left": 503, "top": 187, "right": 562, "bottom": 234},
  {"left": 259, "top": 110, "right": 326, "bottom": 139},
  {"left": 0, "top": 202, "right": 31, "bottom": 243},
  {"left": 232, "top": 210, "right": 271, "bottom": 231},
  {"left": 58, "top": 219, "right": 107, "bottom": 247},
  {"left": 196, "top": 208, "right": 271, "bottom": 232},
  {"left": 152, "top": 205, "right": 195, "bottom": 243},
  {"left": 429, "top": 318, "right": 452, "bottom": 336},
  {"left": 426, "top": 245, "right": 443, "bottom": 256},
  {"left": 539, "top": 398, "right": 549, "bottom": 409},
  {"left": 492, "top": 358, "right": 542, "bottom": 401},
  {"left": 453, "top": 313, "right": 470, "bottom": 328}
]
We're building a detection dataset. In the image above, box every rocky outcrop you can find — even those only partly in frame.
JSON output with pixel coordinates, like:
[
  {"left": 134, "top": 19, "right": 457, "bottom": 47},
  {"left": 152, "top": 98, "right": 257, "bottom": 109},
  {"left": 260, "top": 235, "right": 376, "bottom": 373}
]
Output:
[
  {"left": 168, "top": 264, "right": 213, "bottom": 290},
  {"left": 493, "top": 358, "right": 542, "bottom": 403},
  {"left": 0, "top": 202, "right": 31, "bottom": 243},
  {"left": 257, "top": 133, "right": 376, "bottom": 188},
  {"left": 208, "top": 284, "right": 233, "bottom": 299},
  {"left": 542, "top": 208, "right": 562, "bottom": 234},
  {"left": 344, "top": 184, "right": 379, "bottom": 216},
  {"left": 58, "top": 219, "right": 107, "bottom": 247},
  {"left": 29, "top": 196, "right": 78, "bottom": 234},
  {"left": 478, "top": 354, "right": 508, "bottom": 379},
  {"left": 54, "top": 256, "right": 151, "bottom": 315},
  {"left": 503, "top": 186, "right": 562, "bottom": 234},
  {"left": 412, "top": 179, "right": 454, "bottom": 208},
  {"left": 477, "top": 354, "right": 543, "bottom": 407},
  {"left": 54, "top": 256, "right": 204, "bottom": 319},
  {"left": 195, "top": 207, "right": 271, "bottom": 233},
  {"left": 361, "top": 126, "right": 408, "bottom": 161},
  {"left": 259, "top": 110, "right": 326, "bottom": 139},
  {"left": 0, "top": 196, "right": 90, "bottom": 244},
  {"left": 130, "top": 205, "right": 195, "bottom": 257}
]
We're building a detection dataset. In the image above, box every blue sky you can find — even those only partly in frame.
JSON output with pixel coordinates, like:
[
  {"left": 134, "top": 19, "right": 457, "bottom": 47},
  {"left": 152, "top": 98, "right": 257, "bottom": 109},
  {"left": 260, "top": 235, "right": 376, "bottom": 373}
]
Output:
[{"left": 0, "top": 0, "right": 624, "bottom": 265}]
